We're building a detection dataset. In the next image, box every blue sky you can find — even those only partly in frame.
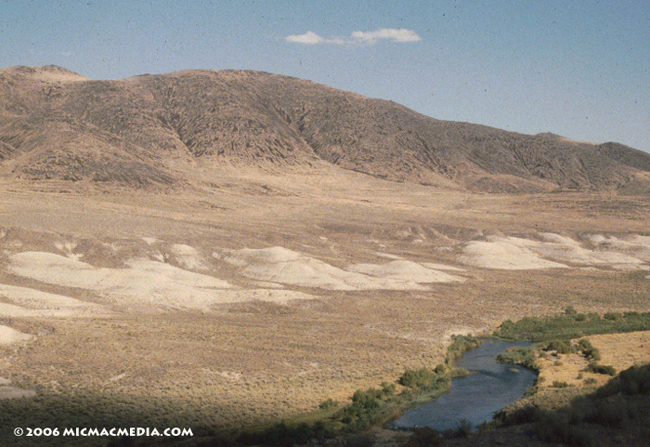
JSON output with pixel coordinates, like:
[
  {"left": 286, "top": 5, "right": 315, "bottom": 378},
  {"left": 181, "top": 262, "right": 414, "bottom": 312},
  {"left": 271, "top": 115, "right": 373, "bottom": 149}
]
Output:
[{"left": 1, "top": 0, "right": 649, "bottom": 152}]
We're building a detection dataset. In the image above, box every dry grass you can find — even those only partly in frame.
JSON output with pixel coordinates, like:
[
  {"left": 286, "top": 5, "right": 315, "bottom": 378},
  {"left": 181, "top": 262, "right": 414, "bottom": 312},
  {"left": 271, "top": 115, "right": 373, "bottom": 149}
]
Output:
[
  {"left": 536, "top": 331, "right": 650, "bottom": 392},
  {"left": 0, "top": 171, "right": 649, "bottom": 440}
]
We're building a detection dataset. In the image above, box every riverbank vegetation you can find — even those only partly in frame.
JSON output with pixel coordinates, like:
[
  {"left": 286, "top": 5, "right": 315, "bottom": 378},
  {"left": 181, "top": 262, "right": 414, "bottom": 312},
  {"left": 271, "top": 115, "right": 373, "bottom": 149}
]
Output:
[
  {"left": 235, "top": 335, "right": 477, "bottom": 446},
  {"left": 494, "top": 307, "right": 650, "bottom": 341},
  {"left": 0, "top": 333, "right": 479, "bottom": 447},
  {"left": 497, "top": 337, "right": 608, "bottom": 374},
  {"left": 493, "top": 309, "right": 644, "bottom": 398},
  {"left": 497, "top": 345, "right": 539, "bottom": 371},
  {"left": 4, "top": 306, "right": 648, "bottom": 447},
  {"left": 444, "top": 334, "right": 480, "bottom": 363},
  {"left": 479, "top": 317, "right": 650, "bottom": 447}
]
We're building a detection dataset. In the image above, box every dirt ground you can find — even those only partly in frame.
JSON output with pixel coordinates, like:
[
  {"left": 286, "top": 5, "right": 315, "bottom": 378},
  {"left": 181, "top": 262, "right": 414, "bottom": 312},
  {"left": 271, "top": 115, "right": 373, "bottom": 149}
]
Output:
[{"left": 0, "top": 169, "right": 649, "bottom": 431}]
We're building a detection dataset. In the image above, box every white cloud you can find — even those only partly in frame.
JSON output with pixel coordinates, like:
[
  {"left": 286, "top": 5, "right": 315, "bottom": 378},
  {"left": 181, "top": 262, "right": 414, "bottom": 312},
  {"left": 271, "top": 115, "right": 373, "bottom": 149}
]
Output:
[
  {"left": 351, "top": 28, "right": 422, "bottom": 43},
  {"left": 285, "top": 31, "right": 344, "bottom": 45},
  {"left": 285, "top": 28, "right": 421, "bottom": 46}
]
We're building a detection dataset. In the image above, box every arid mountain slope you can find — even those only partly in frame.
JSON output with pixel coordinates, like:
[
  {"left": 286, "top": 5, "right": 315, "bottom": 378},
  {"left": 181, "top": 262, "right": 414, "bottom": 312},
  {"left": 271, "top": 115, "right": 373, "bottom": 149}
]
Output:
[{"left": 1, "top": 65, "right": 649, "bottom": 192}]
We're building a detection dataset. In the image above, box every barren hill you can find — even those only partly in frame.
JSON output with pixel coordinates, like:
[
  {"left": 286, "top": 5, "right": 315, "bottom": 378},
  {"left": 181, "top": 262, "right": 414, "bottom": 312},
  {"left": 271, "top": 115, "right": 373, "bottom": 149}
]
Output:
[{"left": 1, "top": 65, "right": 649, "bottom": 192}]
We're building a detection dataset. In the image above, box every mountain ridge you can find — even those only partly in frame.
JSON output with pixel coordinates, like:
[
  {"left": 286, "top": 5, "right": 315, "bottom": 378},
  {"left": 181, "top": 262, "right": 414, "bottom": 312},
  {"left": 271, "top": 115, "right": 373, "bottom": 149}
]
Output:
[{"left": 1, "top": 65, "right": 649, "bottom": 193}]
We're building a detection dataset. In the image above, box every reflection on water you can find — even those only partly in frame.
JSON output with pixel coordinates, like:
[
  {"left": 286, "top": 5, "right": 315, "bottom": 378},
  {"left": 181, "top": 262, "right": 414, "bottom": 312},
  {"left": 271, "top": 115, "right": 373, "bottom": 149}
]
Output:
[{"left": 394, "top": 339, "right": 535, "bottom": 432}]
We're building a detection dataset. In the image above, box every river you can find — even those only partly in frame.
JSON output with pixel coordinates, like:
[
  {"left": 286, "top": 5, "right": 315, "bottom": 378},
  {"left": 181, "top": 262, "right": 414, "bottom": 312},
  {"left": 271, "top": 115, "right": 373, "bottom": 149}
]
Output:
[{"left": 393, "top": 339, "right": 536, "bottom": 432}]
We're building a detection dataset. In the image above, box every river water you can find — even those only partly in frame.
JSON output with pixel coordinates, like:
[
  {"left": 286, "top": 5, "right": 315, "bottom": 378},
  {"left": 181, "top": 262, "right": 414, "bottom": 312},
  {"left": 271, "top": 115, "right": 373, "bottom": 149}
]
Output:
[{"left": 393, "top": 339, "right": 536, "bottom": 432}]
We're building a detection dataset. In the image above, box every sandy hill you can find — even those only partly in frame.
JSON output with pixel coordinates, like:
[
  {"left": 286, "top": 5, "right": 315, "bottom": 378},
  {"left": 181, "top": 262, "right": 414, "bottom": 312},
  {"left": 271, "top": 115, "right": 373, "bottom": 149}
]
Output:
[{"left": 1, "top": 65, "right": 649, "bottom": 192}]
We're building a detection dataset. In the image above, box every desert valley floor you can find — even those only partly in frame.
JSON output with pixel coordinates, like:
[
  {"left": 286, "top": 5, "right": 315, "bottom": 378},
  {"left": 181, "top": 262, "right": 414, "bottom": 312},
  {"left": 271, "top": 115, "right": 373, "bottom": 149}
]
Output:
[{"left": 1, "top": 165, "right": 649, "bottom": 440}]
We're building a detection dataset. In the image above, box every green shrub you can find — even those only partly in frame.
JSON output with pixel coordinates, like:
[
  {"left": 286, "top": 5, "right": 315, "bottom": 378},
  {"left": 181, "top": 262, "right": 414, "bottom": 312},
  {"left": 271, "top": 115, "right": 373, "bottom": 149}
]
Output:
[
  {"left": 577, "top": 339, "right": 601, "bottom": 361},
  {"left": 552, "top": 381, "right": 569, "bottom": 388},
  {"left": 380, "top": 382, "right": 396, "bottom": 396},
  {"left": 352, "top": 389, "right": 381, "bottom": 410},
  {"left": 545, "top": 339, "right": 576, "bottom": 354},
  {"left": 318, "top": 398, "right": 339, "bottom": 411},
  {"left": 399, "top": 388, "right": 413, "bottom": 399},
  {"left": 497, "top": 345, "right": 539, "bottom": 370},
  {"left": 399, "top": 368, "right": 435, "bottom": 389},
  {"left": 597, "top": 364, "right": 650, "bottom": 396},
  {"left": 450, "top": 367, "right": 470, "bottom": 378},
  {"left": 564, "top": 306, "right": 578, "bottom": 316},
  {"left": 584, "top": 363, "right": 616, "bottom": 376},
  {"left": 493, "top": 309, "right": 650, "bottom": 341},
  {"left": 603, "top": 312, "right": 622, "bottom": 321},
  {"left": 618, "top": 364, "right": 650, "bottom": 395},
  {"left": 524, "top": 385, "right": 539, "bottom": 397},
  {"left": 446, "top": 334, "right": 479, "bottom": 362}
]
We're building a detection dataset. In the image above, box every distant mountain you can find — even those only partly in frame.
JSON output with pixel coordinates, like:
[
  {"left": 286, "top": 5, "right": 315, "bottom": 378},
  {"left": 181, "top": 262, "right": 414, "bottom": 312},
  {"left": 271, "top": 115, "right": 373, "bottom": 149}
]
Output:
[{"left": 1, "top": 65, "right": 649, "bottom": 193}]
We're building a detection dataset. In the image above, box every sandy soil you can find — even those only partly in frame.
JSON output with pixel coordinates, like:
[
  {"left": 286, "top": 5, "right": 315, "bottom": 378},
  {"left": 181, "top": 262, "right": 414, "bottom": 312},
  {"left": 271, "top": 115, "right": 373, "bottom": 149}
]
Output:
[
  {"left": 459, "top": 233, "right": 650, "bottom": 271},
  {"left": 347, "top": 260, "right": 465, "bottom": 283},
  {"left": 0, "top": 283, "right": 108, "bottom": 317},
  {"left": 219, "top": 246, "right": 464, "bottom": 291},
  {"left": 5, "top": 251, "right": 316, "bottom": 310},
  {"left": 2, "top": 245, "right": 471, "bottom": 310},
  {"left": 170, "top": 243, "right": 210, "bottom": 271},
  {"left": 0, "top": 325, "right": 32, "bottom": 346},
  {"left": 3, "top": 231, "right": 647, "bottom": 317},
  {"left": 459, "top": 236, "right": 570, "bottom": 270}
]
